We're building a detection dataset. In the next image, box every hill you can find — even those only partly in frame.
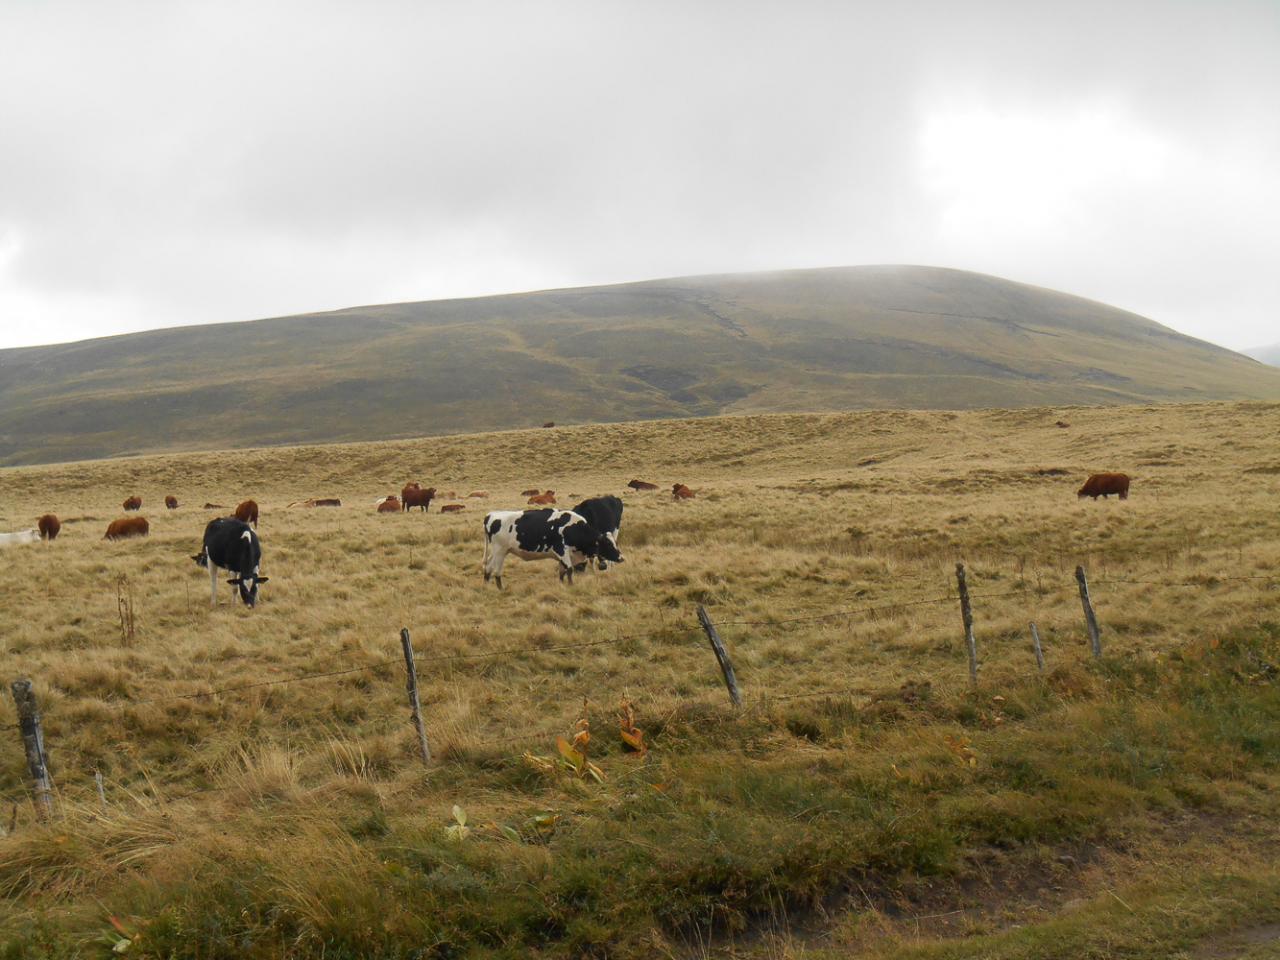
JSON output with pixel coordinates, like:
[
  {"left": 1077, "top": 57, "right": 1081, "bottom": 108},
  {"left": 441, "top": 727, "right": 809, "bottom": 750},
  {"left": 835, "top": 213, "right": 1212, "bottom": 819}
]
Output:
[
  {"left": 2, "top": 402, "right": 1279, "bottom": 957},
  {"left": 1246, "top": 342, "right": 1280, "bottom": 366},
  {"left": 2, "top": 264, "right": 1279, "bottom": 466}
]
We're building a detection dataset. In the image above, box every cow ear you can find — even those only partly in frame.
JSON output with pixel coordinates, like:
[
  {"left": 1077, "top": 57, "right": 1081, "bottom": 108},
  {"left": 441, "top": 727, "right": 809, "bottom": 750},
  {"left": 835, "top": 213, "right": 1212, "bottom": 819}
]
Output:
[{"left": 256, "top": 576, "right": 270, "bottom": 583}]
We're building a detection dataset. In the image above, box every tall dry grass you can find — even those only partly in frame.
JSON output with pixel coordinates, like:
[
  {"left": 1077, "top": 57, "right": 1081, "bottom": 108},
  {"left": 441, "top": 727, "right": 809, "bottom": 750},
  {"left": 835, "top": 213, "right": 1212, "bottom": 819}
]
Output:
[{"left": 0, "top": 401, "right": 1278, "bottom": 956}]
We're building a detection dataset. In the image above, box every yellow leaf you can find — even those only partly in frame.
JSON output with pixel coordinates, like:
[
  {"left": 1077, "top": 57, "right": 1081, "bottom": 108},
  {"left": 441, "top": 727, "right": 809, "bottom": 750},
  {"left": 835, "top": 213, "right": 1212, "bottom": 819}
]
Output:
[
  {"left": 620, "top": 728, "right": 646, "bottom": 752},
  {"left": 556, "top": 736, "right": 585, "bottom": 770}
]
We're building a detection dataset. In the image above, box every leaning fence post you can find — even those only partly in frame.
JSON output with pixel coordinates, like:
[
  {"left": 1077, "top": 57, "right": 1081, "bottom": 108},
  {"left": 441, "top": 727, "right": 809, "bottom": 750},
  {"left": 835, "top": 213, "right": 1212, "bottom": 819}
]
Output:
[
  {"left": 1075, "top": 565, "right": 1102, "bottom": 658},
  {"left": 10, "top": 680, "right": 54, "bottom": 821},
  {"left": 1029, "top": 622, "right": 1046, "bottom": 674},
  {"left": 696, "top": 605, "right": 742, "bottom": 707},
  {"left": 955, "top": 564, "right": 978, "bottom": 686},
  {"left": 399, "top": 629, "right": 432, "bottom": 765}
]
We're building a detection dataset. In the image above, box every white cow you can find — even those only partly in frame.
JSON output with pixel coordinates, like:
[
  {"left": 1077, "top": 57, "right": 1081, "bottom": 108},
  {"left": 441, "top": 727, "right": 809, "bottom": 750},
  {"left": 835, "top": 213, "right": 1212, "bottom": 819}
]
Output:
[
  {"left": 0, "top": 529, "right": 40, "bottom": 547},
  {"left": 481, "top": 508, "right": 624, "bottom": 589}
]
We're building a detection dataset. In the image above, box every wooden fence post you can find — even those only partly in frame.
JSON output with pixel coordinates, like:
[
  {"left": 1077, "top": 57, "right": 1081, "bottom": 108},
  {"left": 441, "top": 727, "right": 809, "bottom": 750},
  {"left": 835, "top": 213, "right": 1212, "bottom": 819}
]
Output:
[
  {"left": 10, "top": 679, "right": 53, "bottom": 821},
  {"left": 955, "top": 564, "right": 978, "bottom": 686},
  {"left": 1075, "top": 565, "right": 1102, "bottom": 658},
  {"left": 697, "top": 605, "right": 742, "bottom": 708},
  {"left": 399, "top": 629, "right": 432, "bottom": 765},
  {"left": 1029, "top": 622, "right": 1045, "bottom": 674}
]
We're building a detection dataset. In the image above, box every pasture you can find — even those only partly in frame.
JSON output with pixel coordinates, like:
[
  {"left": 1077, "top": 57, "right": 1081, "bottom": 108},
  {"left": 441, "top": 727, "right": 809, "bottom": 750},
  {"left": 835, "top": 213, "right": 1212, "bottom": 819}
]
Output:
[{"left": 2, "top": 401, "right": 1280, "bottom": 958}]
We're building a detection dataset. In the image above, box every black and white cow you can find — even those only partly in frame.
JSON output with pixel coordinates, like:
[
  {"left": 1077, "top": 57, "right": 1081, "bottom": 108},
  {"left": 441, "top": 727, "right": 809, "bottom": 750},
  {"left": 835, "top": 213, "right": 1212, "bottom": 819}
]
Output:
[
  {"left": 570, "top": 495, "right": 624, "bottom": 572},
  {"left": 482, "top": 508, "right": 623, "bottom": 589},
  {"left": 192, "top": 517, "right": 268, "bottom": 608}
]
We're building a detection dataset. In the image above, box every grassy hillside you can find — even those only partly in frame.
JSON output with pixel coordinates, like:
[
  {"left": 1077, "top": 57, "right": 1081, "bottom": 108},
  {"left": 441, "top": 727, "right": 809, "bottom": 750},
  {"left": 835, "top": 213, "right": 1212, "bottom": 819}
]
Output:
[
  {"left": 1, "top": 401, "right": 1279, "bottom": 958},
  {"left": 2, "top": 265, "right": 1279, "bottom": 466}
]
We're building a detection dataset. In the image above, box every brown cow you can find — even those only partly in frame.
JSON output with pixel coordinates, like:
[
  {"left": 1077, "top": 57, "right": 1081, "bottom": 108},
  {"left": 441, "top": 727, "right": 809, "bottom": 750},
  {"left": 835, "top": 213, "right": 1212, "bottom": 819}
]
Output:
[
  {"left": 203, "top": 502, "right": 226, "bottom": 509},
  {"left": 627, "top": 479, "right": 659, "bottom": 491},
  {"left": 1077, "top": 473, "right": 1130, "bottom": 500},
  {"left": 377, "top": 496, "right": 401, "bottom": 513},
  {"left": 672, "top": 483, "right": 695, "bottom": 500},
  {"left": 123, "top": 496, "right": 142, "bottom": 511},
  {"left": 542, "top": 421, "right": 556, "bottom": 428},
  {"left": 234, "top": 499, "right": 259, "bottom": 527},
  {"left": 165, "top": 495, "right": 179, "bottom": 509},
  {"left": 528, "top": 490, "right": 556, "bottom": 505},
  {"left": 520, "top": 488, "right": 541, "bottom": 497},
  {"left": 440, "top": 503, "right": 466, "bottom": 513},
  {"left": 37, "top": 514, "right": 60, "bottom": 540},
  {"left": 402, "top": 485, "right": 436, "bottom": 512},
  {"left": 104, "top": 516, "right": 149, "bottom": 540}
]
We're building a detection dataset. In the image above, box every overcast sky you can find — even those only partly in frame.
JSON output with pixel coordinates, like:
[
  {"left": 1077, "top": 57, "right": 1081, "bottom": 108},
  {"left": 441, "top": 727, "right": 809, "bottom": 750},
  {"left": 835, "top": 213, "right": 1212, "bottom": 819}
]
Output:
[{"left": 1, "top": 0, "right": 1277, "bottom": 351}]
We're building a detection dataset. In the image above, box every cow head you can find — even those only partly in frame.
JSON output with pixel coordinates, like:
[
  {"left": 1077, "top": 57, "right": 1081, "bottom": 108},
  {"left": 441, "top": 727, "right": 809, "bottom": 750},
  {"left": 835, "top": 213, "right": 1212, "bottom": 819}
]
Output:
[
  {"left": 226, "top": 573, "right": 269, "bottom": 607},
  {"left": 563, "top": 521, "right": 625, "bottom": 566}
]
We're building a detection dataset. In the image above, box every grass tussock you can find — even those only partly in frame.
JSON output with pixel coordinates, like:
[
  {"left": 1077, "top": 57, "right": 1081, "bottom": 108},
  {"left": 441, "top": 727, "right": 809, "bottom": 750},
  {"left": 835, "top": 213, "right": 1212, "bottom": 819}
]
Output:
[{"left": 1, "top": 401, "right": 1279, "bottom": 957}]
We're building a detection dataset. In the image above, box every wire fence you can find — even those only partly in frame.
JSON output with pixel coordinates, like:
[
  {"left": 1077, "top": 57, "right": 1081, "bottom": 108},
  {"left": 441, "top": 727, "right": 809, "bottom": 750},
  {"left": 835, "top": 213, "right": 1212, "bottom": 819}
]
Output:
[{"left": 4, "top": 564, "right": 1277, "bottom": 827}]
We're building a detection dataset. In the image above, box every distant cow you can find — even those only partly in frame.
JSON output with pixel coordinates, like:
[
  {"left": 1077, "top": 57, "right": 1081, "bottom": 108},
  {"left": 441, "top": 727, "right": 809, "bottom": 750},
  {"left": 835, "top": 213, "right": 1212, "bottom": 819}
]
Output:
[
  {"left": 627, "top": 479, "right": 659, "bottom": 491},
  {"left": 203, "top": 502, "right": 226, "bottom": 509},
  {"left": 571, "top": 495, "right": 624, "bottom": 572},
  {"left": 288, "top": 498, "right": 342, "bottom": 508},
  {"left": 520, "top": 488, "right": 541, "bottom": 497},
  {"left": 1078, "top": 473, "right": 1130, "bottom": 500},
  {"left": 37, "top": 514, "right": 60, "bottom": 540},
  {"left": 402, "top": 485, "right": 436, "bottom": 512},
  {"left": 528, "top": 490, "right": 556, "bottom": 505},
  {"left": 441, "top": 503, "right": 466, "bottom": 513},
  {"left": 542, "top": 421, "right": 556, "bottom": 428},
  {"left": 165, "top": 495, "right": 179, "bottom": 509},
  {"left": 672, "top": 483, "right": 695, "bottom": 500},
  {"left": 482, "top": 508, "right": 624, "bottom": 589},
  {"left": 193, "top": 517, "right": 268, "bottom": 608},
  {"left": 377, "top": 496, "right": 401, "bottom": 513},
  {"left": 104, "top": 517, "right": 149, "bottom": 540},
  {"left": 123, "top": 496, "right": 142, "bottom": 511},
  {"left": 0, "top": 529, "right": 40, "bottom": 547},
  {"left": 234, "top": 499, "right": 259, "bottom": 527}
]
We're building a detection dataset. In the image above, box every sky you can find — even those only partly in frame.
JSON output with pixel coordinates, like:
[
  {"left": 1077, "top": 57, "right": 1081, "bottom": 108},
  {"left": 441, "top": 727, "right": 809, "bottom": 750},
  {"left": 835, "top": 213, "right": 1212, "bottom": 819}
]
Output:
[{"left": 1, "top": 0, "right": 1277, "bottom": 351}]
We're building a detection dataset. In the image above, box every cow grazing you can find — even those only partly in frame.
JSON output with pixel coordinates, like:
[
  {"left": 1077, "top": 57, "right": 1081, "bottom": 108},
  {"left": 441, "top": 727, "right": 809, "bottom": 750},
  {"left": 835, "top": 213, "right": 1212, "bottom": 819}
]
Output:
[
  {"left": 234, "top": 499, "right": 259, "bottom": 527},
  {"left": 570, "top": 495, "right": 624, "bottom": 572},
  {"left": 123, "top": 496, "right": 142, "bottom": 511},
  {"left": 1078, "top": 473, "right": 1130, "bottom": 500},
  {"left": 672, "top": 483, "right": 695, "bottom": 500},
  {"left": 165, "top": 495, "right": 179, "bottom": 509},
  {"left": 377, "top": 496, "right": 402, "bottom": 513},
  {"left": 193, "top": 517, "right": 268, "bottom": 608},
  {"left": 482, "top": 508, "right": 624, "bottom": 589},
  {"left": 37, "top": 514, "right": 60, "bottom": 540},
  {"left": 402, "top": 485, "right": 436, "bottom": 512},
  {"left": 104, "top": 517, "right": 149, "bottom": 540},
  {"left": 627, "top": 479, "right": 659, "bottom": 491},
  {"left": 0, "top": 529, "right": 40, "bottom": 547},
  {"left": 441, "top": 503, "right": 466, "bottom": 513},
  {"left": 528, "top": 490, "right": 557, "bottom": 505}
]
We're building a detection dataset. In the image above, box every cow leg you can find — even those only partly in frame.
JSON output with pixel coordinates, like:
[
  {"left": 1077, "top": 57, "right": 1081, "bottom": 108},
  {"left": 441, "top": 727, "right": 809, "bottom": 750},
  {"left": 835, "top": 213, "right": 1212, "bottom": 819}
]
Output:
[
  {"left": 482, "top": 537, "right": 493, "bottom": 582},
  {"left": 208, "top": 560, "right": 219, "bottom": 608},
  {"left": 489, "top": 547, "right": 507, "bottom": 590}
]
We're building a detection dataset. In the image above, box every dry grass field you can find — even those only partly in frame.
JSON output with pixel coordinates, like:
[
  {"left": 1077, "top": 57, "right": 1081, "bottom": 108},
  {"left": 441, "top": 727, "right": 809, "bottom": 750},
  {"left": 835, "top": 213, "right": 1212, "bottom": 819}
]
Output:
[{"left": 1, "top": 401, "right": 1279, "bottom": 958}]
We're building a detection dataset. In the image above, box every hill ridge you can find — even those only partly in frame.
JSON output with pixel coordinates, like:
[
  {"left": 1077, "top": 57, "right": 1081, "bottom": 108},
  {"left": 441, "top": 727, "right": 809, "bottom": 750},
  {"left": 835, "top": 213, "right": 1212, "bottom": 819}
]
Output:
[{"left": 1, "top": 264, "right": 1277, "bottom": 466}]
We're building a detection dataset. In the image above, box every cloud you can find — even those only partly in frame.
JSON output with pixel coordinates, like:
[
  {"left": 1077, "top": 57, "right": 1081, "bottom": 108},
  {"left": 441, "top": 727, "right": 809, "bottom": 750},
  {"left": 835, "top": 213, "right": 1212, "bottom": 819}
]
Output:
[{"left": 0, "top": 0, "right": 1276, "bottom": 350}]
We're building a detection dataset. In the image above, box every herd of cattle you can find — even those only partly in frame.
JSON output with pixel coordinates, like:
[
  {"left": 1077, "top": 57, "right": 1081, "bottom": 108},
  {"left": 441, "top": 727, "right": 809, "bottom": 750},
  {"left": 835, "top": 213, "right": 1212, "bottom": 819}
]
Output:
[{"left": 0, "top": 471, "right": 1132, "bottom": 604}]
